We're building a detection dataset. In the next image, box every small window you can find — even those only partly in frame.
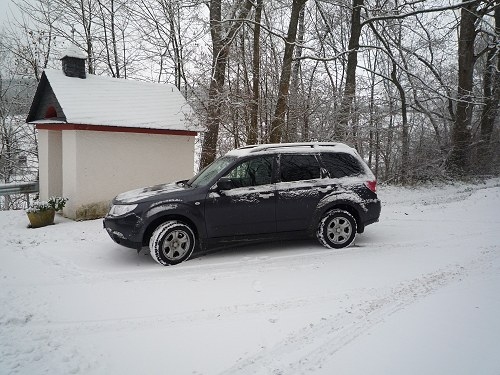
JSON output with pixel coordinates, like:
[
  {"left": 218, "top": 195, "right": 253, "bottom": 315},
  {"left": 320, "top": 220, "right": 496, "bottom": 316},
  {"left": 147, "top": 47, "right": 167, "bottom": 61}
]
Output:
[
  {"left": 223, "top": 156, "right": 273, "bottom": 188},
  {"left": 45, "top": 106, "right": 57, "bottom": 118},
  {"left": 18, "top": 155, "right": 27, "bottom": 166},
  {"left": 280, "top": 154, "right": 320, "bottom": 182},
  {"left": 320, "top": 152, "right": 363, "bottom": 178}
]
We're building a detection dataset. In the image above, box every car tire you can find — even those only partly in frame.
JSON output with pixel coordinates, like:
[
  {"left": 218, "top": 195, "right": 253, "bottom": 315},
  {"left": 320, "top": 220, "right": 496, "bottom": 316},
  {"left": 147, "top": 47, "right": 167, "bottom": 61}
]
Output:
[
  {"left": 149, "top": 221, "right": 196, "bottom": 266},
  {"left": 317, "top": 209, "right": 357, "bottom": 249}
]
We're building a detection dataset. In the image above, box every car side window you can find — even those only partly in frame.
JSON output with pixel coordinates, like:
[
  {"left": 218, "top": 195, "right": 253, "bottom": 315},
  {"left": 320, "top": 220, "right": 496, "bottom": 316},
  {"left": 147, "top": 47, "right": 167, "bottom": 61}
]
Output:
[
  {"left": 280, "top": 154, "right": 321, "bottom": 182},
  {"left": 223, "top": 156, "right": 274, "bottom": 188},
  {"left": 320, "top": 152, "right": 363, "bottom": 178}
]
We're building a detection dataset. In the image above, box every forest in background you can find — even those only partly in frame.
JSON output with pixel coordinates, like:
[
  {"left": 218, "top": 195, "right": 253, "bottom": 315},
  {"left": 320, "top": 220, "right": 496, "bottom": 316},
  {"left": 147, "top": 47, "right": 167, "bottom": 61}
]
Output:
[{"left": 1, "top": 0, "right": 499, "bottom": 203}]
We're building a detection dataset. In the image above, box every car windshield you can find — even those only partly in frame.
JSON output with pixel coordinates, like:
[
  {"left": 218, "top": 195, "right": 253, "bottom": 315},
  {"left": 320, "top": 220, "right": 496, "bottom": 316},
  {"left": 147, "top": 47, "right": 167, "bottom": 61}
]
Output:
[{"left": 187, "top": 156, "right": 237, "bottom": 188}]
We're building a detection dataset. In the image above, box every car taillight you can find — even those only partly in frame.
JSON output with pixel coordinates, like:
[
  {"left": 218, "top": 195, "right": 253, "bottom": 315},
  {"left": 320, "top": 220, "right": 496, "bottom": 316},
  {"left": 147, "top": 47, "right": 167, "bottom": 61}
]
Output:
[{"left": 365, "top": 180, "right": 377, "bottom": 193}]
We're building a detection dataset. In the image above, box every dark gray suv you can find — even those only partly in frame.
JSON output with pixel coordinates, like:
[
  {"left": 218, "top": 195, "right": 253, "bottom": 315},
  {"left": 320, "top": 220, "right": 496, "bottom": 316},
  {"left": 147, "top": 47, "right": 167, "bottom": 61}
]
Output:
[{"left": 103, "top": 142, "right": 381, "bottom": 265}]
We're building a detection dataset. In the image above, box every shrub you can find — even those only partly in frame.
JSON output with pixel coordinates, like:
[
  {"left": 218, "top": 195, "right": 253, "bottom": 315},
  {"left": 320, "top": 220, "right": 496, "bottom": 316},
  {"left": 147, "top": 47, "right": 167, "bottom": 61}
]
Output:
[{"left": 26, "top": 196, "right": 68, "bottom": 213}]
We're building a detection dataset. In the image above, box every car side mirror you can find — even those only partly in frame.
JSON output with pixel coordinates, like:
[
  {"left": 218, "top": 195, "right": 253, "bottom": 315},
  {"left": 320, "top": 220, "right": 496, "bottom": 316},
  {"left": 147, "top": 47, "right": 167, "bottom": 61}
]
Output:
[{"left": 217, "top": 178, "right": 234, "bottom": 191}]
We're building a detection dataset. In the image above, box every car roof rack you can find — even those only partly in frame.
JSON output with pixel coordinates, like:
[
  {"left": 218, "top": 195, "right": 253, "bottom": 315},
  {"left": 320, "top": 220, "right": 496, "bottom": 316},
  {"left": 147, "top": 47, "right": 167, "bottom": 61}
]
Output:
[{"left": 237, "top": 142, "right": 347, "bottom": 153}]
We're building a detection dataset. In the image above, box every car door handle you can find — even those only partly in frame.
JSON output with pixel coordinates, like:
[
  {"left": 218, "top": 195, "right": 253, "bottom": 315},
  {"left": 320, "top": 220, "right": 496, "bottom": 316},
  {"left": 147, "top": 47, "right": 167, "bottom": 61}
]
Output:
[
  {"left": 318, "top": 186, "right": 333, "bottom": 194},
  {"left": 258, "top": 193, "right": 274, "bottom": 199}
]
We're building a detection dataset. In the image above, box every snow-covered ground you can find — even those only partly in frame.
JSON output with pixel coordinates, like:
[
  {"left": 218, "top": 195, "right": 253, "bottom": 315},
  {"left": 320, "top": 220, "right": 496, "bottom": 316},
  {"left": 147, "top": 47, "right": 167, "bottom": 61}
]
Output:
[{"left": 1, "top": 179, "right": 499, "bottom": 375}]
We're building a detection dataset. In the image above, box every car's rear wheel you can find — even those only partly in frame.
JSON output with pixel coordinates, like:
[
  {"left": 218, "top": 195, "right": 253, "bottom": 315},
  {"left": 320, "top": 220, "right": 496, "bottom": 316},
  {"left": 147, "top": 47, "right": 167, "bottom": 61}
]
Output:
[
  {"left": 317, "top": 209, "right": 357, "bottom": 249},
  {"left": 149, "top": 221, "right": 196, "bottom": 265}
]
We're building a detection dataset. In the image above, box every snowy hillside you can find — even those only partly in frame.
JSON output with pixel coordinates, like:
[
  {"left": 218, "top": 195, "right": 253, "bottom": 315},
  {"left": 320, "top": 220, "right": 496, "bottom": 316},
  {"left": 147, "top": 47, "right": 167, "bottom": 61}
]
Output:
[{"left": 1, "top": 179, "right": 499, "bottom": 374}]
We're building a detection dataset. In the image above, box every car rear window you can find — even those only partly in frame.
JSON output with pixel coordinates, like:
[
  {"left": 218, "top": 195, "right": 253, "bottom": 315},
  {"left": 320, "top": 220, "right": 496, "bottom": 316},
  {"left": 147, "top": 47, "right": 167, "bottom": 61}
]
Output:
[
  {"left": 280, "top": 154, "right": 321, "bottom": 182},
  {"left": 320, "top": 152, "right": 363, "bottom": 178}
]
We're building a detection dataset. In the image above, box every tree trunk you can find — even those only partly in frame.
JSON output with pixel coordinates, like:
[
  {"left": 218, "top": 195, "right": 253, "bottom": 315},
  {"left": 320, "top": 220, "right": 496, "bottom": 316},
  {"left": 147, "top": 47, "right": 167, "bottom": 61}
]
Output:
[
  {"left": 200, "top": 50, "right": 229, "bottom": 169},
  {"left": 247, "top": 0, "right": 263, "bottom": 145},
  {"left": 269, "top": 0, "right": 307, "bottom": 143},
  {"left": 80, "top": 0, "right": 95, "bottom": 74},
  {"left": 447, "top": 0, "right": 480, "bottom": 175},
  {"left": 110, "top": 0, "right": 120, "bottom": 78},
  {"left": 166, "top": 2, "right": 182, "bottom": 89},
  {"left": 287, "top": 3, "right": 306, "bottom": 143},
  {"left": 336, "top": 0, "right": 364, "bottom": 140},
  {"left": 368, "top": 60, "right": 376, "bottom": 169},
  {"left": 478, "top": 3, "right": 499, "bottom": 174},
  {"left": 98, "top": 0, "right": 120, "bottom": 78},
  {"left": 303, "top": 61, "right": 319, "bottom": 142},
  {"left": 390, "top": 61, "right": 409, "bottom": 184}
]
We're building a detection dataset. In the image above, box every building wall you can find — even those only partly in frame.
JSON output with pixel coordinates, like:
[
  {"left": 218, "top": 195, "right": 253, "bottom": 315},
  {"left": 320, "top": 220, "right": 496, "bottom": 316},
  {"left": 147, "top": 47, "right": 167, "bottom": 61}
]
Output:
[
  {"left": 61, "top": 131, "right": 78, "bottom": 218},
  {"left": 38, "top": 130, "right": 63, "bottom": 200},
  {"left": 62, "top": 129, "right": 196, "bottom": 220}
]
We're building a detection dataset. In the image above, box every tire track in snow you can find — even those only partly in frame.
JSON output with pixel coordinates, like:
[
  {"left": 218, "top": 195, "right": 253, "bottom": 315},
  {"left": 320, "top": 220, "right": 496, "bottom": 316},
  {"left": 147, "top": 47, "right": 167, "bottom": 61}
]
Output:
[
  {"left": 0, "top": 290, "right": 347, "bottom": 333},
  {"left": 219, "top": 265, "right": 468, "bottom": 375}
]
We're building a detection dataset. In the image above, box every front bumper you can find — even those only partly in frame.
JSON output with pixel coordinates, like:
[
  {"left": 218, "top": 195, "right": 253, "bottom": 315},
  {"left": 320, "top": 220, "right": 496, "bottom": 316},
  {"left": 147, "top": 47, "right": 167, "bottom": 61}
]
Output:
[{"left": 103, "top": 214, "right": 143, "bottom": 250}]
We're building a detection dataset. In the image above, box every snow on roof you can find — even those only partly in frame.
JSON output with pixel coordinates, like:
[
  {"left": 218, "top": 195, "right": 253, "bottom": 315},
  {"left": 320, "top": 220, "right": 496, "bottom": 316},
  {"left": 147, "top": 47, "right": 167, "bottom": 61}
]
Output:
[
  {"left": 60, "top": 45, "right": 88, "bottom": 60},
  {"left": 38, "top": 69, "right": 202, "bottom": 132}
]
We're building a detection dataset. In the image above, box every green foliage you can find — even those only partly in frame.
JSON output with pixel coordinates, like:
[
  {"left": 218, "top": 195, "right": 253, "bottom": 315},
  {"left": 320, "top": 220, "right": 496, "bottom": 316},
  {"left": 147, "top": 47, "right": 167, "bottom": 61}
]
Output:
[
  {"left": 27, "top": 196, "right": 68, "bottom": 213},
  {"left": 48, "top": 196, "right": 68, "bottom": 211}
]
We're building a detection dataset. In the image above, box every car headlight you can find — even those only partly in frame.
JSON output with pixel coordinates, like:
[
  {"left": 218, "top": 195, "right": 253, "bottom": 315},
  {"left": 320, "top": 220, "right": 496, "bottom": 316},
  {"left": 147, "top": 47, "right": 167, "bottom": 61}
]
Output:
[{"left": 108, "top": 204, "right": 138, "bottom": 217}]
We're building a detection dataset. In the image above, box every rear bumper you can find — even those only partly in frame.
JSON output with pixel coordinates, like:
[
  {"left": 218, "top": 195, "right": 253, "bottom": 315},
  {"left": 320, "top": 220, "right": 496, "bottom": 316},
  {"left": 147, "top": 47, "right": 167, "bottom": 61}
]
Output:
[{"left": 359, "top": 199, "right": 381, "bottom": 232}]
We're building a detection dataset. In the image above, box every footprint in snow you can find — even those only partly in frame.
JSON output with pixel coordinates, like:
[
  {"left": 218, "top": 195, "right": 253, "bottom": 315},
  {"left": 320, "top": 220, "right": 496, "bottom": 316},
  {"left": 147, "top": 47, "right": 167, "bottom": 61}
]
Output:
[{"left": 253, "top": 280, "right": 263, "bottom": 292}]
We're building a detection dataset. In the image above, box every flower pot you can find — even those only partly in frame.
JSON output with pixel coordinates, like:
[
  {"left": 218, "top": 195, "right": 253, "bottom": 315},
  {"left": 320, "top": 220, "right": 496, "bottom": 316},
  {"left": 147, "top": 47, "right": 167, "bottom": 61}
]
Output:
[{"left": 27, "top": 209, "right": 56, "bottom": 228}]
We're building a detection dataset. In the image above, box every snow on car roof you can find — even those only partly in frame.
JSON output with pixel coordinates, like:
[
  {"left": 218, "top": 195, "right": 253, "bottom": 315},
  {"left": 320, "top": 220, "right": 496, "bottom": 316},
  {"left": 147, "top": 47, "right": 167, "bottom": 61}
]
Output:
[
  {"left": 36, "top": 69, "right": 202, "bottom": 132},
  {"left": 225, "top": 142, "right": 358, "bottom": 157}
]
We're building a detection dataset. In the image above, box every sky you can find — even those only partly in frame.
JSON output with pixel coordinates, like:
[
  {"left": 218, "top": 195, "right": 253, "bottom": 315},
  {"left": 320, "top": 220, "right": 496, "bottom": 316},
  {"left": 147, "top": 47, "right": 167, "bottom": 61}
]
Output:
[
  {"left": 0, "top": 0, "right": 15, "bottom": 28},
  {"left": 0, "top": 0, "right": 26, "bottom": 30}
]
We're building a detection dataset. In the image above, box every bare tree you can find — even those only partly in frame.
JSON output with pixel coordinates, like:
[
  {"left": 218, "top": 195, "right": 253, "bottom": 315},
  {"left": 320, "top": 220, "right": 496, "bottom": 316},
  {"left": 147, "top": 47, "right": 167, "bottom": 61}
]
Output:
[
  {"left": 199, "top": 0, "right": 254, "bottom": 168},
  {"left": 3, "top": 0, "right": 499, "bottom": 182},
  {"left": 335, "top": 0, "right": 364, "bottom": 140},
  {"left": 0, "top": 33, "right": 39, "bottom": 209},
  {"left": 97, "top": 0, "right": 123, "bottom": 77},
  {"left": 269, "top": 0, "right": 307, "bottom": 143},
  {"left": 131, "top": 0, "right": 202, "bottom": 87},
  {"left": 447, "top": 0, "right": 497, "bottom": 174}
]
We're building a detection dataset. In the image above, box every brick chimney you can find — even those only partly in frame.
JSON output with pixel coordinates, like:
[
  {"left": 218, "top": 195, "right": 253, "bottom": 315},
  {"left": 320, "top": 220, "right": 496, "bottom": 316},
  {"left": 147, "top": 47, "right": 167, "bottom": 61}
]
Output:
[{"left": 61, "top": 45, "right": 87, "bottom": 79}]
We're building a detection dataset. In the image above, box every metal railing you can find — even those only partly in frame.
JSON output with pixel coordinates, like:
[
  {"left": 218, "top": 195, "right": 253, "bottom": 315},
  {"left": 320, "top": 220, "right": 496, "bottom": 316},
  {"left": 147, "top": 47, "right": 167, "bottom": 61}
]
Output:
[{"left": 0, "top": 181, "right": 39, "bottom": 209}]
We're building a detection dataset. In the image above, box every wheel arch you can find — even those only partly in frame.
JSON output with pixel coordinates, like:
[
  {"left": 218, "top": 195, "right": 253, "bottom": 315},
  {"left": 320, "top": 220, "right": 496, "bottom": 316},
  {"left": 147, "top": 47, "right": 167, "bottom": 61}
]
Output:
[
  {"left": 142, "top": 214, "right": 199, "bottom": 247},
  {"left": 311, "top": 201, "right": 364, "bottom": 235}
]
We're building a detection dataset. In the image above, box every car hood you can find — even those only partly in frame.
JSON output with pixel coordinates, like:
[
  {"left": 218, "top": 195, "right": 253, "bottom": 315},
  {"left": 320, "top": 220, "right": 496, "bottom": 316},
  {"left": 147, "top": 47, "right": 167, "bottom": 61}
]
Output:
[{"left": 114, "top": 181, "right": 188, "bottom": 204}]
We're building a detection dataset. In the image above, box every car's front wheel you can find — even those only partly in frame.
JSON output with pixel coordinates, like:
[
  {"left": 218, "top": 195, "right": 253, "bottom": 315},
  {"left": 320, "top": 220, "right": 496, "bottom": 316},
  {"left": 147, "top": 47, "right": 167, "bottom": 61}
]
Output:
[
  {"left": 149, "top": 221, "right": 196, "bottom": 265},
  {"left": 317, "top": 209, "right": 357, "bottom": 249}
]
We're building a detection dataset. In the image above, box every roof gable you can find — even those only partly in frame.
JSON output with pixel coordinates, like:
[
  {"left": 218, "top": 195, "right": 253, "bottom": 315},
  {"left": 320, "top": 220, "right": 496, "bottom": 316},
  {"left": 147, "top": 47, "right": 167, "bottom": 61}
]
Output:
[
  {"left": 27, "top": 72, "right": 60, "bottom": 123},
  {"left": 27, "top": 70, "right": 201, "bottom": 132}
]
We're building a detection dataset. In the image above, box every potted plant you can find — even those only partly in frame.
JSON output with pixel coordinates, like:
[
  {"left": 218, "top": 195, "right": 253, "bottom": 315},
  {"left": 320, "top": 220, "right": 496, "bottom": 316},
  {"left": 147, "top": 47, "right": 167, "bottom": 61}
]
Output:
[{"left": 26, "top": 196, "right": 68, "bottom": 228}]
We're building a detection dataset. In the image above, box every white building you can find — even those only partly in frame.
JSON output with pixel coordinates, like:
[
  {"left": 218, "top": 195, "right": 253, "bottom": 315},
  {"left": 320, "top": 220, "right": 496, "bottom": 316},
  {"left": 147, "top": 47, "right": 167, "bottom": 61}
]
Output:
[{"left": 27, "top": 48, "right": 201, "bottom": 220}]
